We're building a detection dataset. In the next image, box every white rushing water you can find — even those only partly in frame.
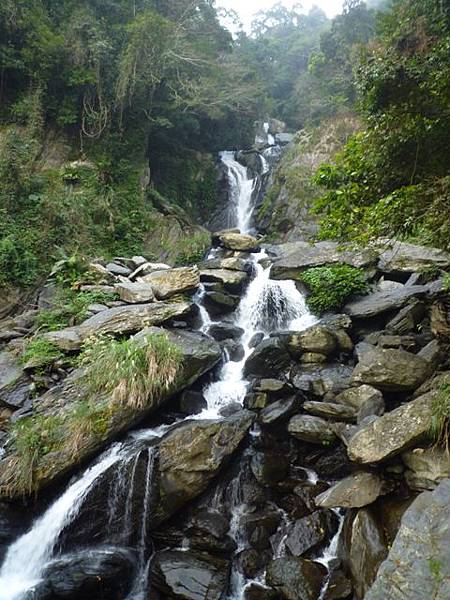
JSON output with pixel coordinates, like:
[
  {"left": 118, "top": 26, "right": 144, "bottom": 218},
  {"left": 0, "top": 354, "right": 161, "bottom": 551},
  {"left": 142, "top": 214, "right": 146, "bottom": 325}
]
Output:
[
  {"left": 220, "top": 151, "right": 257, "bottom": 234},
  {"left": 0, "top": 444, "right": 124, "bottom": 600}
]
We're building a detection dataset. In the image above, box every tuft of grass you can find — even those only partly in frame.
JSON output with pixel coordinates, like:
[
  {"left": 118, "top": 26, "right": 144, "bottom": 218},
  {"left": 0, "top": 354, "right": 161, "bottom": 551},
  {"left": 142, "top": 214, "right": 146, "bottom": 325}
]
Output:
[
  {"left": 36, "top": 288, "right": 118, "bottom": 332},
  {"left": 298, "top": 264, "right": 368, "bottom": 314},
  {"left": 21, "top": 337, "right": 65, "bottom": 373},
  {"left": 3, "top": 413, "right": 64, "bottom": 496},
  {"left": 79, "top": 332, "right": 182, "bottom": 410},
  {"left": 65, "top": 400, "right": 112, "bottom": 460},
  {"left": 174, "top": 231, "right": 211, "bottom": 266},
  {"left": 429, "top": 384, "right": 450, "bottom": 455}
]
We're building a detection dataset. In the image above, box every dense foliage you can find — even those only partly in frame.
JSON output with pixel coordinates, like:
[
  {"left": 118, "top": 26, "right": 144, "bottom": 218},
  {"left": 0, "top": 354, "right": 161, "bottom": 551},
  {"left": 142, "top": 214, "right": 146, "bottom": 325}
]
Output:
[
  {"left": 298, "top": 264, "right": 368, "bottom": 314},
  {"left": 312, "top": 0, "right": 450, "bottom": 250}
]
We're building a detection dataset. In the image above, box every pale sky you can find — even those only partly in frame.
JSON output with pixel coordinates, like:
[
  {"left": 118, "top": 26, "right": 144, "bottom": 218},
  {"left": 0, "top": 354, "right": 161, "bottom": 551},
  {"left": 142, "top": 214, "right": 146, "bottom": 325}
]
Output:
[{"left": 217, "top": 0, "right": 344, "bottom": 31}]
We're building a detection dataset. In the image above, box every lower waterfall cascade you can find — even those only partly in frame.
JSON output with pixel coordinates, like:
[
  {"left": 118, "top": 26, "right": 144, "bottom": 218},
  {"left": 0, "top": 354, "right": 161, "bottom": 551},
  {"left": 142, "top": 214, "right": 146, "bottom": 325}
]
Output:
[{"left": 0, "top": 136, "right": 348, "bottom": 600}]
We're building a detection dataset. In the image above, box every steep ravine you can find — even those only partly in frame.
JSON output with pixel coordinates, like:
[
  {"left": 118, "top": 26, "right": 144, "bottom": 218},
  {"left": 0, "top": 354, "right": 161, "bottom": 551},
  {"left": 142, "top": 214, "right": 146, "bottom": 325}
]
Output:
[{"left": 0, "top": 126, "right": 449, "bottom": 600}]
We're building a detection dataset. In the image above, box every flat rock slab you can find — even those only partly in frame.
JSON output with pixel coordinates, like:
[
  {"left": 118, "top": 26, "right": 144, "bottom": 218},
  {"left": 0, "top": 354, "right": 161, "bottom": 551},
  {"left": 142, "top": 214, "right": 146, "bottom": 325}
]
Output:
[
  {"left": 200, "top": 269, "right": 248, "bottom": 293},
  {"left": 378, "top": 240, "right": 450, "bottom": 274},
  {"left": 114, "top": 281, "right": 154, "bottom": 303},
  {"left": 43, "top": 302, "right": 192, "bottom": 350},
  {"left": 350, "top": 347, "right": 431, "bottom": 392},
  {"left": 365, "top": 478, "right": 450, "bottom": 600},
  {"left": 344, "top": 285, "right": 428, "bottom": 319},
  {"left": 303, "top": 401, "right": 357, "bottom": 422},
  {"left": 347, "top": 392, "right": 436, "bottom": 464},
  {"left": 140, "top": 266, "right": 200, "bottom": 300},
  {"left": 315, "top": 472, "right": 385, "bottom": 508},
  {"left": 271, "top": 241, "right": 377, "bottom": 279}
]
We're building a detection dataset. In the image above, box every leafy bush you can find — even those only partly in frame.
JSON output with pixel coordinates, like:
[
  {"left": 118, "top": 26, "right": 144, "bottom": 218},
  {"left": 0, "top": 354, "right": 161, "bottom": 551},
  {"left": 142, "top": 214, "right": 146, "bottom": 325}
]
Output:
[
  {"left": 298, "top": 264, "right": 368, "bottom": 314},
  {"left": 79, "top": 332, "right": 182, "bottom": 410},
  {"left": 430, "top": 384, "right": 450, "bottom": 454}
]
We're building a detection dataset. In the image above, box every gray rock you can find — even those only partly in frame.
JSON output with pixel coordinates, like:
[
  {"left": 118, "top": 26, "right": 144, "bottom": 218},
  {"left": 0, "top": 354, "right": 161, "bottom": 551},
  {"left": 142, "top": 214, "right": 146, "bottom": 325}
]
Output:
[
  {"left": 386, "top": 300, "right": 426, "bottom": 334},
  {"left": 244, "top": 337, "right": 291, "bottom": 378},
  {"left": 249, "top": 332, "right": 265, "bottom": 348},
  {"left": 114, "top": 281, "right": 154, "bottom": 304},
  {"left": 288, "top": 415, "right": 336, "bottom": 444},
  {"left": 200, "top": 269, "right": 248, "bottom": 294},
  {"left": 150, "top": 550, "right": 229, "bottom": 600},
  {"left": 203, "top": 291, "right": 240, "bottom": 316},
  {"left": 259, "top": 397, "right": 300, "bottom": 426},
  {"left": 347, "top": 392, "right": 436, "bottom": 464},
  {"left": 244, "top": 392, "right": 268, "bottom": 409},
  {"left": 418, "top": 339, "right": 444, "bottom": 365},
  {"left": 378, "top": 241, "right": 450, "bottom": 274},
  {"left": 365, "top": 479, "right": 450, "bottom": 600},
  {"left": 141, "top": 267, "right": 200, "bottom": 300},
  {"left": 208, "top": 323, "right": 244, "bottom": 341},
  {"left": 251, "top": 452, "right": 290, "bottom": 487},
  {"left": 292, "top": 364, "right": 353, "bottom": 397},
  {"left": 179, "top": 390, "right": 207, "bottom": 415},
  {"left": 220, "top": 257, "right": 250, "bottom": 272},
  {"left": 253, "top": 378, "right": 291, "bottom": 398},
  {"left": 152, "top": 412, "right": 253, "bottom": 525},
  {"left": 0, "top": 351, "right": 31, "bottom": 410},
  {"left": 315, "top": 472, "right": 385, "bottom": 508},
  {"left": 283, "top": 325, "right": 337, "bottom": 357},
  {"left": 129, "top": 261, "right": 170, "bottom": 280},
  {"left": 43, "top": 302, "right": 193, "bottom": 350},
  {"left": 303, "top": 401, "right": 357, "bottom": 422},
  {"left": 275, "top": 132, "right": 295, "bottom": 145},
  {"left": 215, "top": 231, "right": 260, "bottom": 252},
  {"left": 335, "top": 385, "right": 384, "bottom": 411},
  {"left": 350, "top": 347, "right": 431, "bottom": 392},
  {"left": 402, "top": 447, "right": 450, "bottom": 491},
  {"left": 342, "top": 509, "right": 388, "bottom": 599},
  {"left": 284, "top": 510, "right": 337, "bottom": 556},
  {"left": 266, "top": 557, "right": 326, "bottom": 600},
  {"left": 271, "top": 241, "right": 376, "bottom": 279},
  {"left": 344, "top": 286, "right": 428, "bottom": 319},
  {"left": 106, "top": 262, "right": 132, "bottom": 276}
]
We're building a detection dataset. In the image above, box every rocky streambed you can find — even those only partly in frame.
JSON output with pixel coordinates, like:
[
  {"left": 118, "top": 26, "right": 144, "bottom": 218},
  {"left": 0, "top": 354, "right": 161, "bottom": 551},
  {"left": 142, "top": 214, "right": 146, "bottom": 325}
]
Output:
[{"left": 0, "top": 145, "right": 449, "bottom": 600}]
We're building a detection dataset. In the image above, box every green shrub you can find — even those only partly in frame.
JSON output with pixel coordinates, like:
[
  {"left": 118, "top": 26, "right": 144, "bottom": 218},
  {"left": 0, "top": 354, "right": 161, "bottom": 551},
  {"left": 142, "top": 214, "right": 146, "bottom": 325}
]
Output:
[
  {"left": 21, "top": 337, "right": 65, "bottom": 373},
  {"left": 79, "top": 332, "right": 182, "bottom": 410},
  {"left": 430, "top": 384, "right": 450, "bottom": 454},
  {"left": 174, "top": 232, "right": 211, "bottom": 266},
  {"left": 298, "top": 264, "right": 368, "bottom": 314}
]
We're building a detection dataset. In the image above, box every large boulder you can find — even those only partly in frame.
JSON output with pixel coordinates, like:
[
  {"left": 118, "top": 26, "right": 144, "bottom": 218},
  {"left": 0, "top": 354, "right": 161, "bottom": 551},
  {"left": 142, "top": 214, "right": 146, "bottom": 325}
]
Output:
[
  {"left": 402, "top": 447, "right": 450, "bottom": 491},
  {"left": 365, "top": 478, "right": 450, "bottom": 600},
  {"left": 214, "top": 231, "right": 260, "bottom": 252},
  {"left": 341, "top": 509, "right": 388, "bottom": 600},
  {"left": 36, "top": 547, "right": 136, "bottom": 600},
  {"left": 335, "top": 385, "right": 384, "bottom": 412},
  {"left": 315, "top": 472, "right": 386, "bottom": 509},
  {"left": 350, "top": 347, "right": 431, "bottom": 392},
  {"left": 271, "top": 241, "right": 376, "bottom": 280},
  {"left": 140, "top": 266, "right": 200, "bottom": 300},
  {"left": 283, "top": 325, "right": 337, "bottom": 357},
  {"left": 288, "top": 415, "right": 336, "bottom": 444},
  {"left": 347, "top": 392, "right": 436, "bottom": 464},
  {"left": 151, "top": 412, "right": 253, "bottom": 525},
  {"left": 378, "top": 241, "right": 450, "bottom": 274},
  {"left": 244, "top": 338, "right": 291, "bottom": 378},
  {"left": 344, "top": 286, "right": 428, "bottom": 319},
  {"left": 266, "top": 557, "right": 326, "bottom": 600},
  {"left": 284, "top": 510, "right": 337, "bottom": 556},
  {"left": 292, "top": 364, "right": 353, "bottom": 397},
  {"left": 43, "top": 302, "right": 193, "bottom": 351},
  {"left": 0, "top": 329, "right": 221, "bottom": 500},
  {"left": 150, "top": 550, "right": 229, "bottom": 600},
  {"left": 114, "top": 281, "right": 154, "bottom": 303}
]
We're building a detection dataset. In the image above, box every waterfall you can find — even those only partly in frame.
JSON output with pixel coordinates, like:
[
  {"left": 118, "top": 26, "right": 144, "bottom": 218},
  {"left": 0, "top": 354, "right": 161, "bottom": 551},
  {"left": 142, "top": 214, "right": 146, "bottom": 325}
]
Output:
[
  {"left": 220, "top": 151, "right": 257, "bottom": 234},
  {"left": 0, "top": 444, "right": 124, "bottom": 600}
]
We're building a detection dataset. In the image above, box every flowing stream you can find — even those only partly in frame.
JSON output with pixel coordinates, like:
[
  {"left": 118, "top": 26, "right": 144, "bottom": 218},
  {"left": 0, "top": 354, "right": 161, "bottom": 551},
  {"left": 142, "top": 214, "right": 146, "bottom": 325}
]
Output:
[{"left": 0, "top": 134, "right": 342, "bottom": 600}]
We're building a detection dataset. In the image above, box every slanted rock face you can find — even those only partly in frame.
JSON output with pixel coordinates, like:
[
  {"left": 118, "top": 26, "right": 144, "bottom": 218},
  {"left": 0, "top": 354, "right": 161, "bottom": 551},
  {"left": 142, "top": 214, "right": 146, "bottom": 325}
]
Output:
[
  {"left": 284, "top": 510, "right": 338, "bottom": 556},
  {"left": 0, "top": 351, "right": 31, "bottom": 411},
  {"left": 365, "top": 479, "right": 450, "bottom": 600},
  {"left": 151, "top": 412, "right": 253, "bottom": 525},
  {"left": 150, "top": 550, "right": 229, "bottom": 600},
  {"left": 215, "top": 231, "right": 260, "bottom": 252},
  {"left": 140, "top": 266, "right": 200, "bottom": 300},
  {"left": 350, "top": 347, "right": 431, "bottom": 392},
  {"left": 43, "top": 301, "right": 193, "bottom": 350},
  {"left": 270, "top": 241, "right": 376, "bottom": 280},
  {"left": 378, "top": 241, "right": 450, "bottom": 274},
  {"left": 342, "top": 509, "right": 388, "bottom": 600},
  {"left": 347, "top": 392, "right": 436, "bottom": 464},
  {"left": 315, "top": 472, "right": 386, "bottom": 508},
  {"left": 288, "top": 415, "right": 337, "bottom": 444},
  {"left": 266, "top": 557, "right": 326, "bottom": 600},
  {"left": 200, "top": 269, "right": 249, "bottom": 294},
  {"left": 244, "top": 337, "right": 291, "bottom": 378},
  {"left": 344, "top": 286, "right": 428, "bottom": 319}
]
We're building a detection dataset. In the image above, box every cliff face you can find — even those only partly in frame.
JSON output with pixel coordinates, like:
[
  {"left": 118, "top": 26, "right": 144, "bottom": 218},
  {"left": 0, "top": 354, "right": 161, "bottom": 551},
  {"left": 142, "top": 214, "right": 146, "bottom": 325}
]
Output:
[{"left": 256, "top": 116, "right": 360, "bottom": 242}]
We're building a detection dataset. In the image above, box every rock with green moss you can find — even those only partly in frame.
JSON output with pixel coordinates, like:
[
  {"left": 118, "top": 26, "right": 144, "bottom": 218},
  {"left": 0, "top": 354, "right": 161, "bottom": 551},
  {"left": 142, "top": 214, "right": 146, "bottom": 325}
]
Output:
[{"left": 151, "top": 411, "right": 253, "bottom": 526}]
